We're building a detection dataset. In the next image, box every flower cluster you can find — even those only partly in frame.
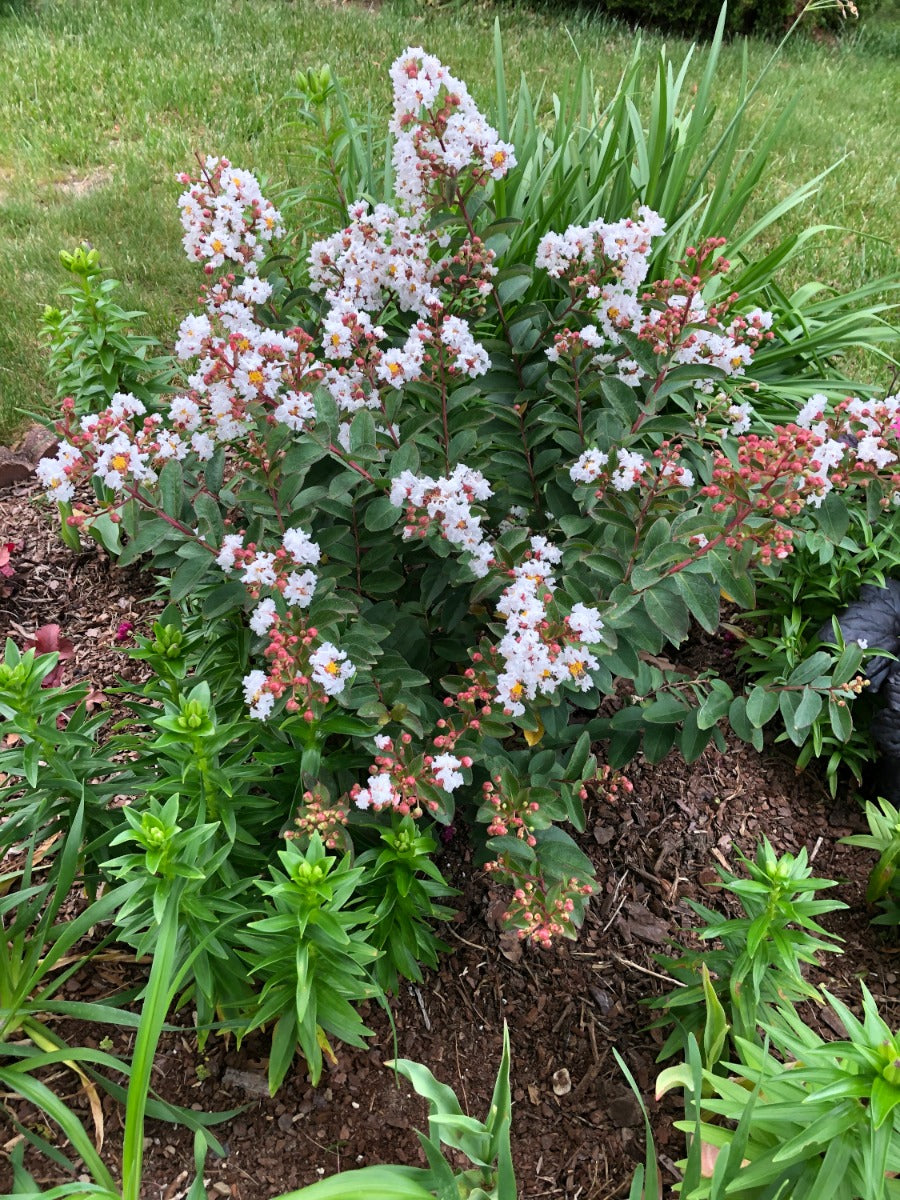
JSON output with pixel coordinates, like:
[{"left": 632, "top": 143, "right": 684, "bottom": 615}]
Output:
[
  {"left": 390, "top": 465, "right": 495, "bottom": 577},
  {"left": 570, "top": 440, "right": 697, "bottom": 499},
  {"left": 542, "top": 227, "right": 774, "bottom": 390},
  {"left": 288, "top": 787, "right": 349, "bottom": 851},
  {"left": 177, "top": 156, "right": 284, "bottom": 273},
  {"left": 796, "top": 392, "right": 900, "bottom": 505},
  {"left": 485, "top": 862, "right": 595, "bottom": 948},
  {"left": 388, "top": 47, "right": 516, "bottom": 213},
  {"left": 349, "top": 733, "right": 470, "bottom": 817},
  {"left": 699, "top": 401, "right": 900, "bottom": 565},
  {"left": 480, "top": 775, "right": 540, "bottom": 845},
  {"left": 493, "top": 537, "right": 604, "bottom": 716}
]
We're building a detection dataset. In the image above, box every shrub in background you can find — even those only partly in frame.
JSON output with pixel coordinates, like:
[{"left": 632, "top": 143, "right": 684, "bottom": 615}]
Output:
[{"left": 540, "top": 0, "right": 864, "bottom": 40}]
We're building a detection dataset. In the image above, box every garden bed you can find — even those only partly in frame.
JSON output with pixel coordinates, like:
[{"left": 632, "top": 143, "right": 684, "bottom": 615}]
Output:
[{"left": 0, "top": 476, "right": 889, "bottom": 1200}]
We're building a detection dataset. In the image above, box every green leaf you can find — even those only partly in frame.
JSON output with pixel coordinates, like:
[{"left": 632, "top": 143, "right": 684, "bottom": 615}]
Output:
[
  {"left": 794, "top": 687, "right": 823, "bottom": 729},
  {"left": 787, "top": 652, "right": 833, "bottom": 686},
  {"left": 272, "top": 1166, "right": 434, "bottom": 1200},
  {"left": 169, "top": 552, "right": 214, "bottom": 602},
  {"left": 642, "top": 586, "right": 689, "bottom": 644},
  {"left": 729, "top": 696, "right": 762, "bottom": 750},
  {"left": 678, "top": 709, "right": 712, "bottom": 763},
  {"left": 697, "top": 681, "right": 733, "bottom": 729},
  {"left": 673, "top": 570, "right": 720, "bottom": 634},
  {"left": 158, "top": 459, "right": 184, "bottom": 518},
  {"left": 828, "top": 698, "right": 853, "bottom": 742},
  {"left": 745, "top": 686, "right": 779, "bottom": 729},
  {"left": 641, "top": 695, "right": 690, "bottom": 724},
  {"left": 813, "top": 493, "right": 851, "bottom": 543},
  {"left": 364, "top": 496, "right": 402, "bottom": 532}
]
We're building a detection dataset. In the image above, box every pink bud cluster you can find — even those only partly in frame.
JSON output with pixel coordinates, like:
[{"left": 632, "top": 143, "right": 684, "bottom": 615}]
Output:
[
  {"left": 288, "top": 788, "right": 349, "bottom": 850},
  {"left": 480, "top": 775, "right": 539, "bottom": 845},
  {"left": 485, "top": 862, "right": 594, "bottom": 948},
  {"left": 592, "top": 763, "right": 635, "bottom": 803},
  {"left": 701, "top": 408, "right": 900, "bottom": 564}
]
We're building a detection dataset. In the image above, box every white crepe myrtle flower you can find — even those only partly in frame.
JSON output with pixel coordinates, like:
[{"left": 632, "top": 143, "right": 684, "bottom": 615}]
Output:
[
  {"left": 190, "top": 431, "right": 215, "bottom": 460},
  {"left": 610, "top": 449, "right": 647, "bottom": 492},
  {"left": 215, "top": 533, "right": 244, "bottom": 572},
  {"left": 109, "top": 393, "right": 147, "bottom": 420},
  {"left": 355, "top": 773, "right": 401, "bottom": 811},
  {"left": 662, "top": 460, "right": 695, "bottom": 489},
  {"left": 309, "top": 642, "right": 354, "bottom": 696},
  {"left": 235, "top": 276, "right": 273, "bottom": 305},
  {"left": 554, "top": 645, "right": 600, "bottom": 691},
  {"left": 174, "top": 313, "right": 212, "bottom": 359},
  {"left": 283, "top": 570, "right": 316, "bottom": 608},
  {"left": 432, "top": 753, "right": 464, "bottom": 793},
  {"left": 568, "top": 604, "right": 604, "bottom": 642},
  {"left": 570, "top": 448, "right": 609, "bottom": 484},
  {"left": 726, "top": 402, "right": 754, "bottom": 435},
  {"left": 249, "top": 598, "right": 277, "bottom": 636},
  {"left": 282, "top": 528, "right": 321, "bottom": 567},
  {"left": 241, "top": 552, "right": 277, "bottom": 586},
  {"left": 36, "top": 442, "right": 82, "bottom": 503},
  {"left": 856, "top": 436, "right": 897, "bottom": 469},
  {"left": 273, "top": 390, "right": 316, "bottom": 432},
  {"left": 243, "top": 670, "right": 275, "bottom": 720}
]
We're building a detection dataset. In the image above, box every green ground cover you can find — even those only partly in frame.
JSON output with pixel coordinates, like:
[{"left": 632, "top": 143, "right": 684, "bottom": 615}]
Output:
[{"left": 0, "top": 0, "right": 896, "bottom": 443}]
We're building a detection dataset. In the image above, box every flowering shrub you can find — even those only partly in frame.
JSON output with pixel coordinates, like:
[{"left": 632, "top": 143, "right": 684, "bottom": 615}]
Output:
[{"left": 35, "top": 47, "right": 900, "bottom": 971}]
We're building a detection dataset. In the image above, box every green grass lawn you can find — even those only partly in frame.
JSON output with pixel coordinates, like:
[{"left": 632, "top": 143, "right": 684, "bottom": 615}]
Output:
[{"left": 0, "top": 0, "right": 896, "bottom": 442}]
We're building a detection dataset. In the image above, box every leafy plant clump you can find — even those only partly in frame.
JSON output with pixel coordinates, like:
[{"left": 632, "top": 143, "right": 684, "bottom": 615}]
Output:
[{"left": 27, "top": 28, "right": 899, "bottom": 1090}]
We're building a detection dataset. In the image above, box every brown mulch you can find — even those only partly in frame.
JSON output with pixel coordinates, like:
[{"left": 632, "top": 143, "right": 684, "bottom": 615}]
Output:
[{"left": 0, "top": 474, "right": 896, "bottom": 1200}]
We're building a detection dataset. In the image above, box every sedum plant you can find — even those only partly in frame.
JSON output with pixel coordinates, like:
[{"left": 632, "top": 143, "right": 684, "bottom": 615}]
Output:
[
  {"left": 42, "top": 244, "right": 174, "bottom": 416},
  {"left": 656, "top": 985, "right": 900, "bottom": 1199},
  {"left": 841, "top": 797, "right": 900, "bottom": 925},
  {"left": 650, "top": 838, "right": 846, "bottom": 1055}
]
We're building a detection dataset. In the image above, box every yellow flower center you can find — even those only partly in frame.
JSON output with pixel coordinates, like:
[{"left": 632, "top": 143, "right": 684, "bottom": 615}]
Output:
[
  {"left": 567, "top": 659, "right": 585, "bottom": 679},
  {"left": 247, "top": 369, "right": 264, "bottom": 386},
  {"left": 510, "top": 682, "right": 525, "bottom": 700},
  {"left": 111, "top": 453, "right": 129, "bottom": 472},
  {"left": 210, "top": 238, "right": 225, "bottom": 254},
  {"left": 492, "top": 150, "right": 507, "bottom": 168},
  {"left": 324, "top": 660, "right": 340, "bottom": 676}
]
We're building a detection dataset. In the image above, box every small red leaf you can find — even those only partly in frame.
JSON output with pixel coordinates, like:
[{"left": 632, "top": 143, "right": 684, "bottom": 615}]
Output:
[{"left": 23, "top": 624, "right": 76, "bottom": 687}]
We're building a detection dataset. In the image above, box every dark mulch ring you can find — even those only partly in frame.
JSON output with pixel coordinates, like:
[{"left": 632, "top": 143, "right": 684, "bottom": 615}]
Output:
[{"left": 1, "top": 475, "right": 897, "bottom": 1200}]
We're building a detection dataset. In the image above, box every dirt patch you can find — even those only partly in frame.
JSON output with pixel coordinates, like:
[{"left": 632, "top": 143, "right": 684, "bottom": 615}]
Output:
[{"left": 52, "top": 166, "right": 114, "bottom": 198}]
